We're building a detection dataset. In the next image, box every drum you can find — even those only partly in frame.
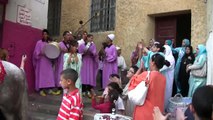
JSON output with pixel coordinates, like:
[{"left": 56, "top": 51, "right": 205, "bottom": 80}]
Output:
[{"left": 43, "top": 42, "right": 60, "bottom": 59}]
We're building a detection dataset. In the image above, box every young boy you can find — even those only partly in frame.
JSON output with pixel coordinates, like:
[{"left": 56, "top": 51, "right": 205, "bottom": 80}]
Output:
[{"left": 57, "top": 69, "right": 83, "bottom": 120}]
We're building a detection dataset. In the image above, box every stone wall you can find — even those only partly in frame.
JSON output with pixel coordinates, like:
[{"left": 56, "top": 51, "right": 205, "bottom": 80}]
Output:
[
  {"left": 115, "top": 0, "right": 207, "bottom": 66},
  {"left": 60, "top": 0, "right": 90, "bottom": 39},
  {"left": 60, "top": 0, "right": 114, "bottom": 50},
  {"left": 207, "top": 0, "right": 213, "bottom": 36},
  {"left": 61, "top": 0, "right": 207, "bottom": 66}
]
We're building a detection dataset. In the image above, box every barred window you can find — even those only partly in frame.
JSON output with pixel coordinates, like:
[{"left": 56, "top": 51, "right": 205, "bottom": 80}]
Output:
[
  {"left": 90, "top": 0, "right": 116, "bottom": 32},
  {"left": 47, "top": 0, "right": 61, "bottom": 36}
]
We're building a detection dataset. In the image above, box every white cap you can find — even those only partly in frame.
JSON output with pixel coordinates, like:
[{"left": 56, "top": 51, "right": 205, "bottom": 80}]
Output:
[
  {"left": 107, "top": 34, "right": 115, "bottom": 41},
  {"left": 116, "top": 46, "right": 121, "bottom": 50}
]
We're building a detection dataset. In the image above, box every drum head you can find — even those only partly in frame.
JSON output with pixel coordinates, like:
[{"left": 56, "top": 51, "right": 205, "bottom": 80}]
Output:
[{"left": 43, "top": 44, "right": 60, "bottom": 59}]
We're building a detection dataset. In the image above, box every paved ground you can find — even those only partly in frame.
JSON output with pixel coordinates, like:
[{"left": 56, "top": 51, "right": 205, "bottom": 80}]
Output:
[
  {"left": 27, "top": 71, "right": 130, "bottom": 120},
  {"left": 28, "top": 91, "right": 101, "bottom": 120}
]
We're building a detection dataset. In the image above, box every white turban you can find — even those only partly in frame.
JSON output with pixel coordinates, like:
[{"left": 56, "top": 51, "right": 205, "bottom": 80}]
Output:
[{"left": 107, "top": 34, "right": 115, "bottom": 41}]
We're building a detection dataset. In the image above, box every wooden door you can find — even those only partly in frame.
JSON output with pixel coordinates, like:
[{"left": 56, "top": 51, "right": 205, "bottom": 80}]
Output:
[{"left": 155, "top": 16, "right": 177, "bottom": 46}]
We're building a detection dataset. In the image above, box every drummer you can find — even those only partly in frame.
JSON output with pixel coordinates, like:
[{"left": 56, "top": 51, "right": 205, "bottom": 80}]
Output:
[
  {"left": 55, "top": 31, "right": 72, "bottom": 93},
  {"left": 33, "top": 29, "right": 58, "bottom": 96}
]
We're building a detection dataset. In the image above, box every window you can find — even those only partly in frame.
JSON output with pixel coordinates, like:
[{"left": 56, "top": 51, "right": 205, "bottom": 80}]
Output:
[
  {"left": 47, "top": 0, "right": 61, "bottom": 36},
  {"left": 90, "top": 0, "right": 116, "bottom": 32}
]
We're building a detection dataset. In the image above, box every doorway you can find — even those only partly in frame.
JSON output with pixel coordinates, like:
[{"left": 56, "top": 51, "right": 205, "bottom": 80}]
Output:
[
  {"left": 155, "top": 13, "right": 191, "bottom": 47},
  {"left": 176, "top": 14, "right": 191, "bottom": 47}
]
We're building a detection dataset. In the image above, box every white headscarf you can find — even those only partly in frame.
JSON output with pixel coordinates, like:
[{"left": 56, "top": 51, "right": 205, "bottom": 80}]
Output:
[{"left": 164, "top": 45, "right": 175, "bottom": 64}]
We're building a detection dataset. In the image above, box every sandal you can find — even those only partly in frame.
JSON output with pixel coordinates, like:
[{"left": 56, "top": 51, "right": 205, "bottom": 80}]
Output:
[{"left": 40, "top": 90, "right": 47, "bottom": 96}]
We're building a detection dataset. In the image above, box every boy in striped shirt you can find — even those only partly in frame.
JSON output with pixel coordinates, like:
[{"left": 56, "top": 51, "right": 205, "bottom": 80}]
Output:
[{"left": 57, "top": 69, "right": 83, "bottom": 120}]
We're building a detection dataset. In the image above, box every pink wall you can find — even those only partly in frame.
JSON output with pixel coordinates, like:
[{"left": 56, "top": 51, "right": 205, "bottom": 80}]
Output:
[
  {"left": 2, "top": 20, "right": 42, "bottom": 93},
  {"left": 0, "top": 0, "right": 8, "bottom": 4}
]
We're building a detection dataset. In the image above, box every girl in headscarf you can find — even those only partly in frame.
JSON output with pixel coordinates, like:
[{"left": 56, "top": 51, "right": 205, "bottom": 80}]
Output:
[
  {"left": 63, "top": 40, "right": 82, "bottom": 95},
  {"left": 160, "top": 45, "right": 175, "bottom": 110},
  {"left": 187, "top": 44, "right": 207, "bottom": 97},
  {"left": 165, "top": 39, "right": 173, "bottom": 49},
  {"left": 174, "top": 39, "right": 190, "bottom": 93},
  {"left": 179, "top": 45, "right": 195, "bottom": 96}
]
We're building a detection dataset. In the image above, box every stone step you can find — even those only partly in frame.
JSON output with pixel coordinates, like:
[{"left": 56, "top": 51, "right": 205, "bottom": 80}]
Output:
[
  {"left": 28, "top": 111, "right": 95, "bottom": 120},
  {"left": 28, "top": 94, "right": 62, "bottom": 105},
  {"left": 28, "top": 102, "right": 96, "bottom": 120},
  {"left": 83, "top": 108, "right": 97, "bottom": 120},
  {"left": 28, "top": 93, "right": 98, "bottom": 120},
  {"left": 28, "top": 101, "right": 60, "bottom": 115},
  {"left": 27, "top": 111, "right": 57, "bottom": 120}
]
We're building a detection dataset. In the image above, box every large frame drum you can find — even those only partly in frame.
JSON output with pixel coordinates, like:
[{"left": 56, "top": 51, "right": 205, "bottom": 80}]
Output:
[{"left": 43, "top": 42, "right": 60, "bottom": 59}]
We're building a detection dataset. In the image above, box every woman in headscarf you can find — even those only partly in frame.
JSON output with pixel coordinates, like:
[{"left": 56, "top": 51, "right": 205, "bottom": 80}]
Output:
[
  {"left": 187, "top": 44, "right": 207, "bottom": 97},
  {"left": 160, "top": 45, "right": 175, "bottom": 110},
  {"left": 179, "top": 45, "right": 195, "bottom": 97},
  {"left": 174, "top": 39, "right": 190, "bottom": 93}
]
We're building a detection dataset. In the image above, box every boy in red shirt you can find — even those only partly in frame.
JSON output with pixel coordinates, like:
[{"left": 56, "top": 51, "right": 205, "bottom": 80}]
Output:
[{"left": 57, "top": 69, "right": 83, "bottom": 120}]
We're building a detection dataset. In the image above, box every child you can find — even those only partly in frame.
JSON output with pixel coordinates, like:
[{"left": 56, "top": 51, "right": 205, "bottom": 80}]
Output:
[
  {"left": 92, "top": 89, "right": 119, "bottom": 113},
  {"left": 0, "top": 48, "right": 9, "bottom": 61},
  {"left": 97, "top": 42, "right": 107, "bottom": 90},
  {"left": 109, "top": 74, "right": 122, "bottom": 88},
  {"left": 107, "top": 82, "right": 125, "bottom": 115},
  {"left": 20, "top": 54, "right": 27, "bottom": 70},
  {"left": 116, "top": 46, "right": 127, "bottom": 78},
  {"left": 63, "top": 40, "right": 82, "bottom": 95},
  {"left": 102, "top": 74, "right": 122, "bottom": 97},
  {"left": 57, "top": 69, "right": 83, "bottom": 120}
]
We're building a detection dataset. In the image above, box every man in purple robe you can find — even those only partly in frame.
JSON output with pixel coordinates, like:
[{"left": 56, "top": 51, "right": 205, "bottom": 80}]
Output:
[
  {"left": 78, "top": 34, "right": 98, "bottom": 97},
  {"left": 33, "top": 29, "right": 56, "bottom": 96},
  {"left": 77, "top": 30, "right": 87, "bottom": 46},
  {"left": 55, "top": 31, "right": 71, "bottom": 91},
  {"left": 102, "top": 34, "right": 118, "bottom": 88}
]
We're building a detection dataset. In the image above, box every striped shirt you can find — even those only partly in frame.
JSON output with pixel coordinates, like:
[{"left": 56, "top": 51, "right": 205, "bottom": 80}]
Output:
[{"left": 57, "top": 89, "right": 83, "bottom": 120}]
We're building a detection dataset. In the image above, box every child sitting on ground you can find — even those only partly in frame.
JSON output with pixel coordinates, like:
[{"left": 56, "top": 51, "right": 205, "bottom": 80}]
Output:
[
  {"left": 107, "top": 82, "right": 125, "bottom": 115},
  {"left": 102, "top": 74, "right": 122, "bottom": 98},
  {"left": 92, "top": 89, "right": 119, "bottom": 113}
]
